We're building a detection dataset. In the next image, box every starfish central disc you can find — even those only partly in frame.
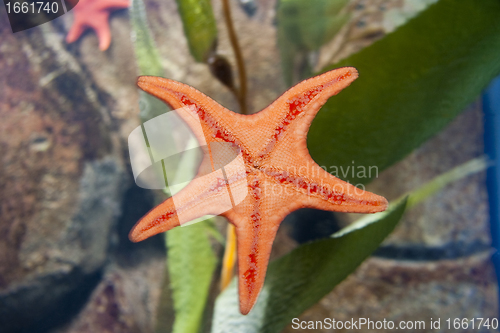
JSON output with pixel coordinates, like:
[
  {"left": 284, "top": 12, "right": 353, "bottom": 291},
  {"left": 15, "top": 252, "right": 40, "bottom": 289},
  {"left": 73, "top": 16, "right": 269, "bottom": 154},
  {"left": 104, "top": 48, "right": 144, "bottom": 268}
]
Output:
[{"left": 129, "top": 67, "right": 388, "bottom": 314}]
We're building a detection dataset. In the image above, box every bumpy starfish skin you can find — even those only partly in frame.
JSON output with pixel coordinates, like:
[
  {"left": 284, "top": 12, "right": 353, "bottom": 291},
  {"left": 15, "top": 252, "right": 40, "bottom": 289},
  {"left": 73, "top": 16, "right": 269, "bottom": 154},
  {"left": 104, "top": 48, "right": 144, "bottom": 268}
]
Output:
[
  {"left": 66, "top": 0, "right": 129, "bottom": 51},
  {"left": 129, "top": 67, "right": 388, "bottom": 314}
]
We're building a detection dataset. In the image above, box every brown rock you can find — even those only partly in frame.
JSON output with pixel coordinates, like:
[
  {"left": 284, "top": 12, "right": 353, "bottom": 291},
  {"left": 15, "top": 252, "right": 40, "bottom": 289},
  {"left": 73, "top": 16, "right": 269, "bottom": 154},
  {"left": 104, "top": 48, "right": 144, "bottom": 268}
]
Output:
[
  {"left": 53, "top": 257, "right": 165, "bottom": 333},
  {"left": 0, "top": 7, "right": 126, "bottom": 333}
]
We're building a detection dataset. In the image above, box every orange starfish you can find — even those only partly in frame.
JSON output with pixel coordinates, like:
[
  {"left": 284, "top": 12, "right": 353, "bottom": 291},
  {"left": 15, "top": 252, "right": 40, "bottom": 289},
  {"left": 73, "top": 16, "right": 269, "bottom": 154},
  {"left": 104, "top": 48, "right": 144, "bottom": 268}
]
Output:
[
  {"left": 66, "top": 0, "right": 129, "bottom": 51},
  {"left": 129, "top": 67, "right": 388, "bottom": 314}
]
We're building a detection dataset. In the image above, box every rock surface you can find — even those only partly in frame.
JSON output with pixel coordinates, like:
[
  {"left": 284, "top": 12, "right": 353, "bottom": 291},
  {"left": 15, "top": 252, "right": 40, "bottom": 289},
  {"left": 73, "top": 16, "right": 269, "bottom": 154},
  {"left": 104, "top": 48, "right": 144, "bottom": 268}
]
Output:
[
  {"left": 52, "top": 258, "right": 165, "bottom": 333},
  {"left": 0, "top": 4, "right": 126, "bottom": 332}
]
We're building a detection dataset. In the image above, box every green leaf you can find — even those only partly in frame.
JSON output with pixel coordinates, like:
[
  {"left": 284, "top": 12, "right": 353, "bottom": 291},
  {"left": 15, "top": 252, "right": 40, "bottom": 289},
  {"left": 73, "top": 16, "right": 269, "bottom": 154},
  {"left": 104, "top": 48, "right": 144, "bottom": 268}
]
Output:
[
  {"left": 130, "top": 0, "right": 164, "bottom": 77},
  {"left": 211, "top": 200, "right": 407, "bottom": 333},
  {"left": 277, "top": 0, "right": 349, "bottom": 84},
  {"left": 175, "top": 0, "right": 217, "bottom": 62},
  {"left": 308, "top": 0, "right": 500, "bottom": 185},
  {"left": 130, "top": 0, "right": 169, "bottom": 122},
  {"left": 167, "top": 222, "right": 217, "bottom": 333}
]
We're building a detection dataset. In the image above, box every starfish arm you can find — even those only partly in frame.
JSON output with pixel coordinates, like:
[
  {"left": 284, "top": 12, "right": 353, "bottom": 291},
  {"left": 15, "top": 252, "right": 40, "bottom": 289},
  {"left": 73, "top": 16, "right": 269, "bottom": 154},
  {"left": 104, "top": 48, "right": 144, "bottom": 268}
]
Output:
[
  {"left": 66, "top": 18, "right": 87, "bottom": 43},
  {"left": 138, "top": 77, "right": 241, "bottom": 132},
  {"left": 231, "top": 215, "right": 279, "bottom": 315},
  {"left": 95, "top": 0, "right": 130, "bottom": 10},
  {"left": 129, "top": 196, "right": 180, "bottom": 242},
  {"left": 261, "top": 157, "right": 388, "bottom": 214},
  {"left": 223, "top": 172, "right": 308, "bottom": 314},
  {"left": 91, "top": 13, "right": 112, "bottom": 51},
  {"left": 130, "top": 152, "right": 249, "bottom": 242},
  {"left": 130, "top": 169, "right": 231, "bottom": 242},
  {"left": 137, "top": 76, "right": 262, "bottom": 158},
  {"left": 304, "top": 164, "right": 388, "bottom": 213},
  {"left": 255, "top": 67, "right": 358, "bottom": 159},
  {"left": 275, "top": 166, "right": 387, "bottom": 213}
]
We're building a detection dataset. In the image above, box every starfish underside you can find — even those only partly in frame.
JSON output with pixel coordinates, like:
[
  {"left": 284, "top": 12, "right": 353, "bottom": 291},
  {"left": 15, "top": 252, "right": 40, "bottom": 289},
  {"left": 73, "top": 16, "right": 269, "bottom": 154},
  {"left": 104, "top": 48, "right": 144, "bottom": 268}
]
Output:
[
  {"left": 129, "top": 67, "right": 388, "bottom": 314},
  {"left": 66, "top": 0, "right": 129, "bottom": 51}
]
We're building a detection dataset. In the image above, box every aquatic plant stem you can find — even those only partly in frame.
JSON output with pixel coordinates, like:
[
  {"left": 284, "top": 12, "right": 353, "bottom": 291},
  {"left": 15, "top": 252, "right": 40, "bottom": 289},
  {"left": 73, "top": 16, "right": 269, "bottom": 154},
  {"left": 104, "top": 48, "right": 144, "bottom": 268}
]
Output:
[
  {"left": 222, "top": 0, "right": 248, "bottom": 115},
  {"left": 220, "top": 223, "right": 237, "bottom": 290},
  {"left": 220, "top": 0, "right": 247, "bottom": 291}
]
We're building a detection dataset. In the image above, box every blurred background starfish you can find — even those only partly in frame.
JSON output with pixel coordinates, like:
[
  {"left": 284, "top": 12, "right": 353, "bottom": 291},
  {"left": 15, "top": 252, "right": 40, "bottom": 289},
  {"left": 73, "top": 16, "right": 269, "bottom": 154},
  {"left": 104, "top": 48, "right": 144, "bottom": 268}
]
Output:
[{"left": 66, "top": 0, "right": 130, "bottom": 51}]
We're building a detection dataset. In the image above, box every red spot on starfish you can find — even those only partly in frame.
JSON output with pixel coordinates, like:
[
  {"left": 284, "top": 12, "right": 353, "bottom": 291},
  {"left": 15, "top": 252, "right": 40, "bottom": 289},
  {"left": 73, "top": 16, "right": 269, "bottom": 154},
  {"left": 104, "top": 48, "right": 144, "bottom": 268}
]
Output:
[
  {"left": 66, "top": 0, "right": 129, "bottom": 51},
  {"left": 129, "top": 67, "right": 388, "bottom": 314}
]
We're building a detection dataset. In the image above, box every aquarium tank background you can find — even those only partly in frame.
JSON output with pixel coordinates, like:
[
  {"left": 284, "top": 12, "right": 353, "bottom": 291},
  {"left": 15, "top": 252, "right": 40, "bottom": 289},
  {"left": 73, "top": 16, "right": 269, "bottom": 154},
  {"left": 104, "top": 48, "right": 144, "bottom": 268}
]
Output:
[{"left": 0, "top": 0, "right": 499, "bottom": 332}]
